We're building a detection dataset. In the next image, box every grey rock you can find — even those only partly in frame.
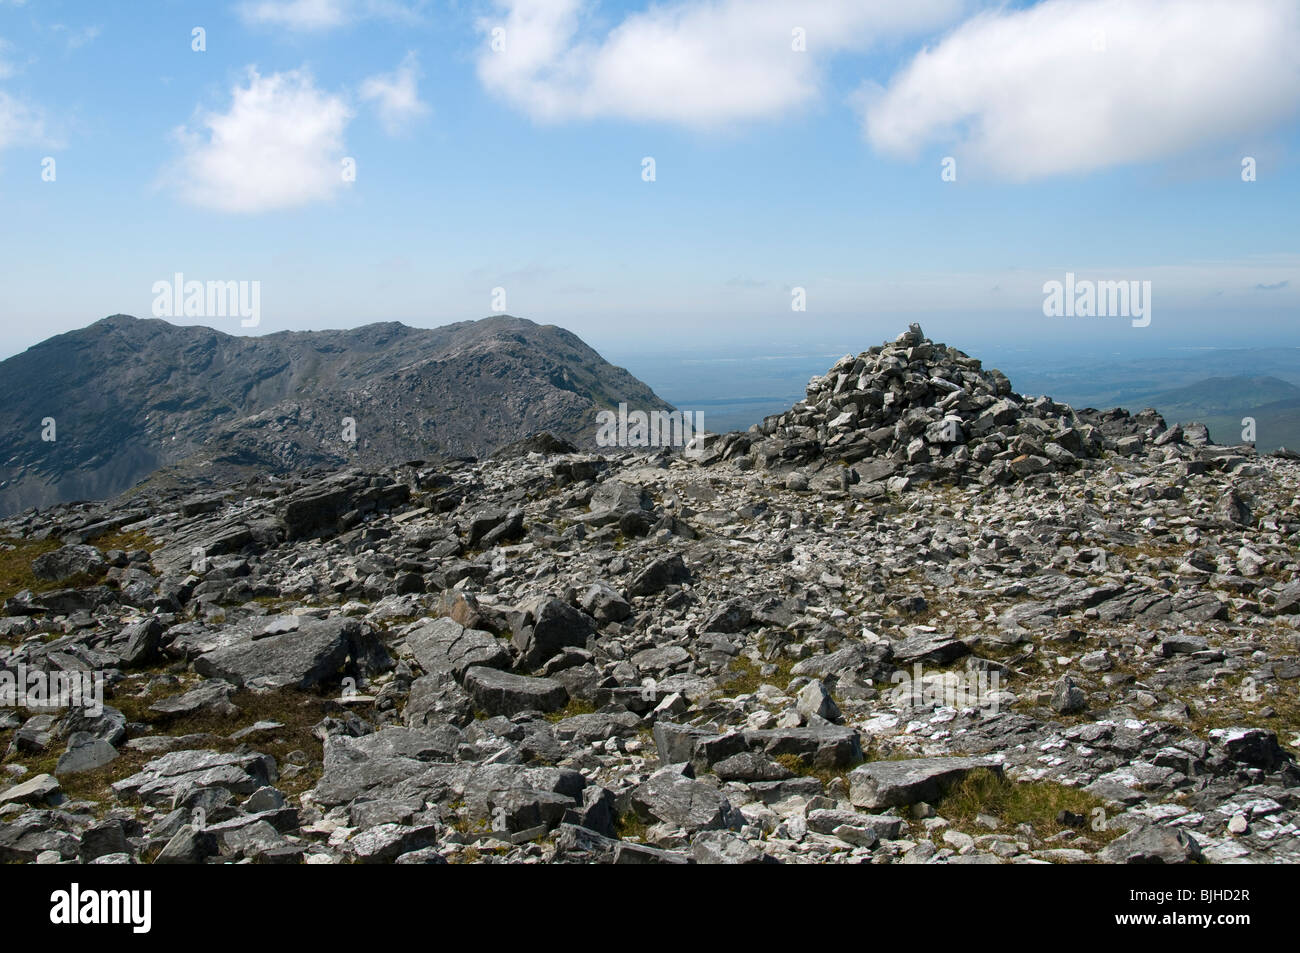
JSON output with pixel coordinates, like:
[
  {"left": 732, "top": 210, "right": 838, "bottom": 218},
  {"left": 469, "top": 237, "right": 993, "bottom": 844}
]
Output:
[
  {"left": 119, "top": 616, "right": 166, "bottom": 667},
  {"left": 1050, "top": 675, "right": 1088, "bottom": 714},
  {"left": 31, "top": 544, "right": 107, "bottom": 582},
  {"left": 406, "top": 617, "right": 509, "bottom": 679},
  {"left": 155, "top": 824, "right": 219, "bottom": 864},
  {"left": 513, "top": 598, "right": 596, "bottom": 670},
  {"left": 1100, "top": 826, "right": 1204, "bottom": 864},
  {"left": 848, "top": 757, "right": 1001, "bottom": 810},
  {"left": 631, "top": 768, "right": 743, "bottom": 833},
  {"left": 579, "top": 582, "right": 632, "bottom": 622},
  {"left": 193, "top": 617, "right": 389, "bottom": 691},
  {"left": 149, "top": 679, "right": 238, "bottom": 718},
  {"left": 463, "top": 666, "right": 569, "bottom": 716},
  {"left": 348, "top": 823, "right": 440, "bottom": 864},
  {"left": 691, "top": 830, "right": 771, "bottom": 864},
  {"left": 79, "top": 820, "right": 129, "bottom": 862},
  {"left": 55, "top": 732, "right": 118, "bottom": 775},
  {"left": 0, "top": 773, "right": 61, "bottom": 806},
  {"left": 796, "top": 679, "right": 842, "bottom": 724},
  {"left": 113, "top": 749, "right": 274, "bottom": 806},
  {"left": 626, "top": 554, "right": 690, "bottom": 597}
]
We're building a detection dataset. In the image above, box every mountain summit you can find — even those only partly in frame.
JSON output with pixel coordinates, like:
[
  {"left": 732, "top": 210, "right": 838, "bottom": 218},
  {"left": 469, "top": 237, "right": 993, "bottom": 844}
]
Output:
[
  {"left": 0, "top": 324, "right": 1296, "bottom": 866},
  {"left": 0, "top": 315, "right": 670, "bottom": 516}
]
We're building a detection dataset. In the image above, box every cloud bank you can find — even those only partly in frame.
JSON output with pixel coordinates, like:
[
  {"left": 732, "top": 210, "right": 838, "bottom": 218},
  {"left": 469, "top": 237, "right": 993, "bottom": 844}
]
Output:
[{"left": 862, "top": 0, "right": 1300, "bottom": 179}]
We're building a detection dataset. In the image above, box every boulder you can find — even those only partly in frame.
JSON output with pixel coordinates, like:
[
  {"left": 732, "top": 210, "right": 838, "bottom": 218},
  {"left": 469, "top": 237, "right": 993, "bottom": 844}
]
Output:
[
  {"left": 848, "top": 756, "right": 1001, "bottom": 810},
  {"left": 463, "top": 666, "right": 569, "bottom": 716}
]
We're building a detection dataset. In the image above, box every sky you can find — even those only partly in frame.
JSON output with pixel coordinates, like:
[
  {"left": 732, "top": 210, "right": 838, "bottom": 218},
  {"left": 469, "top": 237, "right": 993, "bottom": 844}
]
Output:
[{"left": 0, "top": 0, "right": 1297, "bottom": 362}]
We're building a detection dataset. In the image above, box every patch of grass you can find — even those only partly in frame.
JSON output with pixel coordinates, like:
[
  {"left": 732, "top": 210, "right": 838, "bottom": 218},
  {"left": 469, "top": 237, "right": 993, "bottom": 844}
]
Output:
[
  {"left": 88, "top": 528, "right": 154, "bottom": 554},
  {"left": 244, "top": 595, "right": 302, "bottom": 614},
  {"left": 2, "top": 685, "right": 352, "bottom": 810},
  {"left": 773, "top": 753, "right": 854, "bottom": 788},
  {"left": 1108, "top": 540, "right": 1189, "bottom": 567},
  {"left": 0, "top": 740, "right": 152, "bottom": 811},
  {"left": 0, "top": 536, "right": 62, "bottom": 605},
  {"left": 615, "top": 811, "right": 649, "bottom": 842},
  {"left": 0, "top": 530, "right": 156, "bottom": 610},
  {"left": 863, "top": 746, "right": 919, "bottom": 763},
  {"left": 934, "top": 768, "right": 1121, "bottom": 844},
  {"left": 378, "top": 615, "right": 419, "bottom": 628},
  {"left": 1180, "top": 669, "right": 1300, "bottom": 739},
  {"left": 722, "top": 655, "right": 796, "bottom": 696},
  {"left": 544, "top": 697, "right": 598, "bottom": 722}
]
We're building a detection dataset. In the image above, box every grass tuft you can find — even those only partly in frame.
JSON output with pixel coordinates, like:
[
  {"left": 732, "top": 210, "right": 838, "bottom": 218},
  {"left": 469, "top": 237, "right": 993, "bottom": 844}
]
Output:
[{"left": 934, "top": 768, "right": 1121, "bottom": 843}]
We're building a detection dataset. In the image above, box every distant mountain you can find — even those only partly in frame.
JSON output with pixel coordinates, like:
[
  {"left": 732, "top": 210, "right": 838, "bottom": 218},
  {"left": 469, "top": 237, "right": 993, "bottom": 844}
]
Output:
[
  {"left": 1141, "top": 376, "right": 1300, "bottom": 418},
  {"left": 0, "top": 314, "right": 671, "bottom": 515},
  {"left": 1140, "top": 376, "right": 1300, "bottom": 450}
]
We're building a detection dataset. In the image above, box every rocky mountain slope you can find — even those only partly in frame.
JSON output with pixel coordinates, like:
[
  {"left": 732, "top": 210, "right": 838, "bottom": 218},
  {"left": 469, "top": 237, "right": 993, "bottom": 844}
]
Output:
[
  {"left": 0, "top": 314, "right": 671, "bottom": 517},
  {"left": 1, "top": 324, "right": 1297, "bottom": 865}
]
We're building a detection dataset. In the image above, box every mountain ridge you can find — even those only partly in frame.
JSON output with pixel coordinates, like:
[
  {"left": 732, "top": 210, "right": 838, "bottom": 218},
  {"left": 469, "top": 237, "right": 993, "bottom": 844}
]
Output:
[{"left": 0, "top": 314, "right": 671, "bottom": 516}]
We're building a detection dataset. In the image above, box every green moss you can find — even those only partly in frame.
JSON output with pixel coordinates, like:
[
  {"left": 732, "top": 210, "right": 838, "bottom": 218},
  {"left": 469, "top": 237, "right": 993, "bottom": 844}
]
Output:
[
  {"left": 0, "top": 536, "right": 62, "bottom": 605},
  {"left": 721, "top": 655, "right": 796, "bottom": 696},
  {"left": 544, "top": 697, "right": 598, "bottom": 722},
  {"left": 0, "top": 530, "right": 157, "bottom": 611},
  {"left": 773, "top": 752, "right": 855, "bottom": 787},
  {"left": 934, "top": 768, "right": 1121, "bottom": 844},
  {"left": 2, "top": 684, "right": 348, "bottom": 808},
  {"left": 615, "top": 811, "right": 649, "bottom": 842},
  {"left": 87, "top": 528, "right": 155, "bottom": 554}
]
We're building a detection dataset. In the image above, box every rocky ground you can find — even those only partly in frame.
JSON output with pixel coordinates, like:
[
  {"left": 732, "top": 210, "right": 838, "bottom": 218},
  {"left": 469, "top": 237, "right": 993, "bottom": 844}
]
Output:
[{"left": 2, "top": 325, "right": 1298, "bottom": 864}]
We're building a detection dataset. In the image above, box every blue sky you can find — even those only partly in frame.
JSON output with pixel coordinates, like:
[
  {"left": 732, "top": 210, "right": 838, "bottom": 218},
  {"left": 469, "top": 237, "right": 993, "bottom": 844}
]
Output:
[{"left": 0, "top": 0, "right": 1297, "bottom": 362}]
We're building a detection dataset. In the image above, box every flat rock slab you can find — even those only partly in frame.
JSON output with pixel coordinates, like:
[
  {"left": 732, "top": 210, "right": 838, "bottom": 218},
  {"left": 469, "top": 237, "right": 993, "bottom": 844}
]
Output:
[
  {"left": 193, "top": 617, "right": 382, "bottom": 691},
  {"left": 55, "top": 732, "right": 119, "bottom": 775},
  {"left": 463, "top": 666, "right": 568, "bottom": 715},
  {"left": 149, "top": 679, "right": 238, "bottom": 718},
  {"left": 31, "top": 544, "right": 106, "bottom": 582},
  {"left": 406, "top": 617, "right": 509, "bottom": 679},
  {"left": 324, "top": 726, "right": 461, "bottom": 769},
  {"left": 0, "top": 773, "right": 61, "bottom": 805},
  {"left": 891, "top": 631, "right": 970, "bottom": 665},
  {"left": 743, "top": 724, "right": 864, "bottom": 768},
  {"left": 348, "top": 823, "right": 440, "bottom": 864},
  {"left": 405, "top": 671, "right": 474, "bottom": 729},
  {"left": 112, "top": 749, "right": 275, "bottom": 806},
  {"left": 849, "top": 756, "right": 1001, "bottom": 810}
]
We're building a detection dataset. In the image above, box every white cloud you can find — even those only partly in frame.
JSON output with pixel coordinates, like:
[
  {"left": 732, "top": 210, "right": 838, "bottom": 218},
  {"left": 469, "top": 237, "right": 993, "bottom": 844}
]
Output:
[
  {"left": 236, "top": 0, "right": 422, "bottom": 32},
  {"left": 66, "top": 25, "right": 102, "bottom": 50},
  {"left": 360, "top": 51, "right": 429, "bottom": 134},
  {"left": 863, "top": 0, "right": 1300, "bottom": 179},
  {"left": 0, "top": 35, "right": 53, "bottom": 154},
  {"left": 475, "top": 0, "right": 964, "bottom": 125},
  {"left": 0, "top": 91, "right": 48, "bottom": 152},
  {"left": 166, "top": 67, "right": 353, "bottom": 213}
]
